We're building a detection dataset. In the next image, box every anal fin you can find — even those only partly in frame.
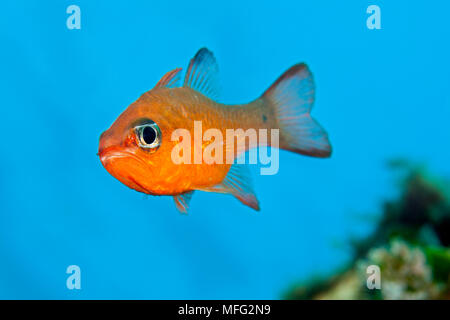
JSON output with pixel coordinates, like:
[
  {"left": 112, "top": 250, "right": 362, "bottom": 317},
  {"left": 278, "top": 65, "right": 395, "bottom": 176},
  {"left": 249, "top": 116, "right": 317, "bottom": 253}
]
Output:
[{"left": 196, "top": 164, "right": 260, "bottom": 211}]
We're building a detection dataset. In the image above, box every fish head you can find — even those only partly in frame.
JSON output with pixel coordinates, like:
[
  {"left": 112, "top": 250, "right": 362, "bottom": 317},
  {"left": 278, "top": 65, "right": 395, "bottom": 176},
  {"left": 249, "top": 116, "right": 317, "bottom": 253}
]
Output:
[{"left": 98, "top": 92, "right": 188, "bottom": 194}]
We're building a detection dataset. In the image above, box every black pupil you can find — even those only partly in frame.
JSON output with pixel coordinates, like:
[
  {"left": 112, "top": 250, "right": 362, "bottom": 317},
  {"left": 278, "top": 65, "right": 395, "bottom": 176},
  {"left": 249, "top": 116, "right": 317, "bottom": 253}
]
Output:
[{"left": 142, "top": 126, "right": 156, "bottom": 145}]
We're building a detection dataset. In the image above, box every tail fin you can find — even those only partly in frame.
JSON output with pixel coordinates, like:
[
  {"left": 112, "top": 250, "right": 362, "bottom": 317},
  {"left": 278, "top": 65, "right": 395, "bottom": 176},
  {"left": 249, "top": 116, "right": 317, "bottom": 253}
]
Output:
[{"left": 262, "top": 63, "right": 332, "bottom": 158}]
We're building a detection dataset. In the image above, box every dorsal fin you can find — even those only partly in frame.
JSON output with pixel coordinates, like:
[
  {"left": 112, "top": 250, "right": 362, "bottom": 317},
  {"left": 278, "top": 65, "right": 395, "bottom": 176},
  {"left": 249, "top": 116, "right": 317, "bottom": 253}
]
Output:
[
  {"left": 155, "top": 68, "right": 182, "bottom": 88},
  {"left": 195, "top": 164, "right": 259, "bottom": 211},
  {"left": 173, "top": 191, "right": 194, "bottom": 214},
  {"left": 183, "top": 48, "right": 220, "bottom": 100}
]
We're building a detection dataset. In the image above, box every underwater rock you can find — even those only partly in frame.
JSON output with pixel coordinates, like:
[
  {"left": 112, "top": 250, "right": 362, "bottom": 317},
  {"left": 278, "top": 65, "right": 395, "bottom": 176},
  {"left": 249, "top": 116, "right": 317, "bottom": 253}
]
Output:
[
  {"left": 285, "top": 162, "right": 450, "bottom": 300},
  {"left": 359, "top": 239, "right": 442, "bottom": 300}
]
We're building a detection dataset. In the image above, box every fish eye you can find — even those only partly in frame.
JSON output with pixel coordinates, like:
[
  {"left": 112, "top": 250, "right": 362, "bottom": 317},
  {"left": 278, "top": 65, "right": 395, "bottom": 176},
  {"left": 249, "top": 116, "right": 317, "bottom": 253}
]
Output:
[{"left": 134, "top": 122, "right": 161, "bottom": 149}]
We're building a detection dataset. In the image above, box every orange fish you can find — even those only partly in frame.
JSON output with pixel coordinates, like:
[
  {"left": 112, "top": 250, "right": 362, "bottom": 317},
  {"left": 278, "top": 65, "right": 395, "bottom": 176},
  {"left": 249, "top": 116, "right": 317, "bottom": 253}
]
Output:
[{"left": 98, "top": 48, "right": 331, "bottom": 213}]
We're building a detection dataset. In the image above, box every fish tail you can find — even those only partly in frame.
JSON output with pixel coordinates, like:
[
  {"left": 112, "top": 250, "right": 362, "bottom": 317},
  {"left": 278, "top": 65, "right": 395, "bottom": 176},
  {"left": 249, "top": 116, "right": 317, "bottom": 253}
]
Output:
[{"left": 262, "top": 63, "right": 332, "bottom": 158}]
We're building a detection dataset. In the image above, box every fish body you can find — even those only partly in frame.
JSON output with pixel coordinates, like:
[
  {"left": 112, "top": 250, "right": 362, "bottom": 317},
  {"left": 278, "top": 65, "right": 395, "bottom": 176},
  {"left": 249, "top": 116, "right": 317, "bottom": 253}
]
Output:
[{"left": 98, "top": 48, "right": 332, "bottom": 212}]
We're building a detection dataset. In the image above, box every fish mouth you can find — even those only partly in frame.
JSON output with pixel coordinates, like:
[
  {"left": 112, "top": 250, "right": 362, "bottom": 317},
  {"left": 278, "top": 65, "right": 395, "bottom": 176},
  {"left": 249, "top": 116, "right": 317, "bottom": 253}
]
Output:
[
  {"left": 98, "top": 146, "right": 152, "bottom": 194},
  {"left": 98, "top": 146, "right": 146, "bottom": 167}
]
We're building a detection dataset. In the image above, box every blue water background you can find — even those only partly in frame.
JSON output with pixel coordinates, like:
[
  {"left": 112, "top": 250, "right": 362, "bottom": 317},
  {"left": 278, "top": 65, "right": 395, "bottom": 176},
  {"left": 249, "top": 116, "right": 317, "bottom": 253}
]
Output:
[{"left": 0, "top": 1, "right": 449, "bottom": 298}]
